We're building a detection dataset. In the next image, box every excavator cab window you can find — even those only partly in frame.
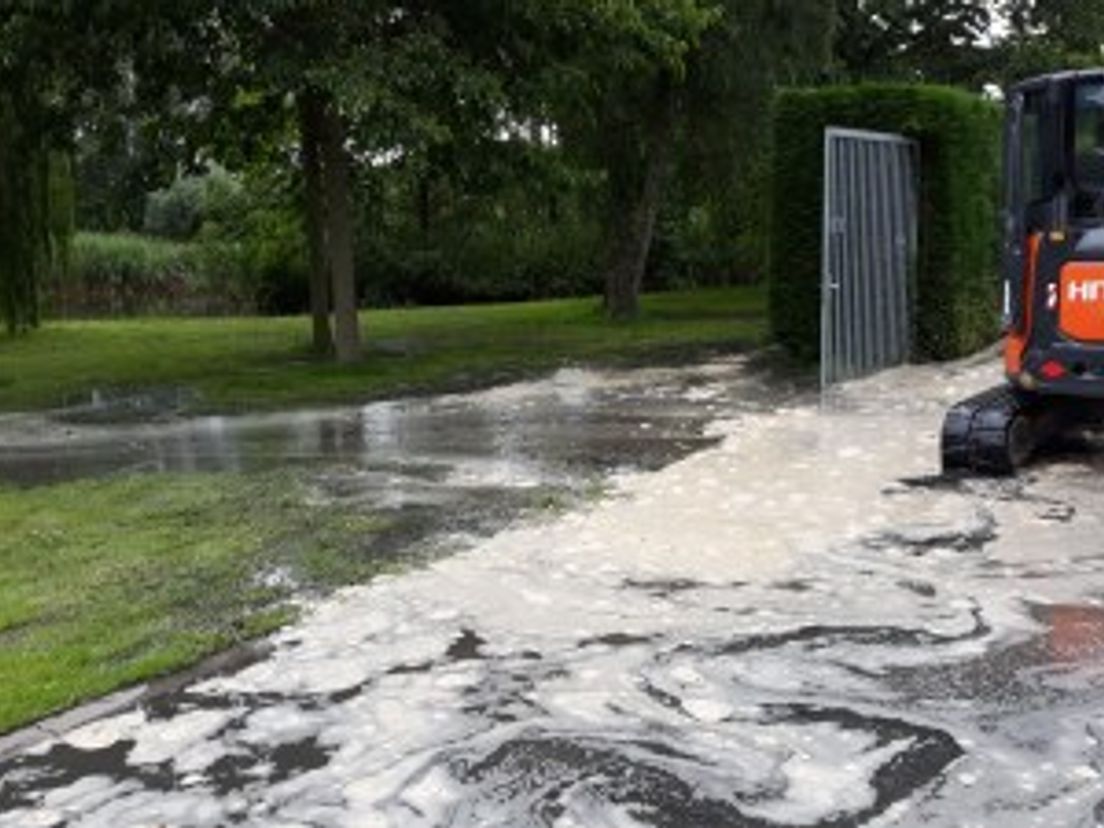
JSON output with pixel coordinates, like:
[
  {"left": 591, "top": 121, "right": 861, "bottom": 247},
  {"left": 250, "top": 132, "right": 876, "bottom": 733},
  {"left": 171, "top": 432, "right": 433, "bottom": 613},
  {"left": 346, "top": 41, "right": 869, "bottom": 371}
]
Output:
[
  {"left": 1073, "top": 81, "right": 1104, "bottom": 219},
  {"left": 1003, "top": 86, "right": 1061, "bottom": 330},
  {"left": 1020, "top": 91, "right": 1047, "bottom": 208},
  {"left": 1009, "top": 89, "right": 1057, "bottom": 236}
]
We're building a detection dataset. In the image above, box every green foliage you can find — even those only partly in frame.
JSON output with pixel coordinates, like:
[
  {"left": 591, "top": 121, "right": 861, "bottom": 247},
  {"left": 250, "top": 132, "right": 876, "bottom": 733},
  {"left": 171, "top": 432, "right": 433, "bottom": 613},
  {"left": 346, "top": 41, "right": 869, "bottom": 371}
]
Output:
[
  {"left": 828, "top": 0, "right": 1102, "bottom": 89},
  {"left": 832, "top": 0, "right": 996, "bottom": 86},
  {"left": 648, "top": 0, "right": 836, "bottom": 290},
  {"left": 651, "top": 198, "right": 748, "bottom": 287},
  {"left": 46, "top": 152, "right": 76, "bottom": 277},
  {"left": 142, "top": 165, "right": 248, "bottom": 241},
  {"left": 143, "top": 176, "right": 210, "bottom": 240},
  {"left": 996, "top": 0, "right": 1104, "bottom": 84},
  {"left": 61, "top": 233, "right": 206, "bottom": 316},
  {"left": 0, "top": 94, "right": 74, "bottom": 334},
  {"left": 1, "top": 0, "right": 819, "bottom": 335},
  {"left": 1004, "top": 0, "right": 1104, "bottom": 57},
  {"left": 60, "top": 164, "right": 311, "bottom": 318},
  {"left": 768, "top": 83, "right": 1002, "bottom": 362},
  {"left": 354, "top": 146, "right": 605, "bottom": 305},
  {"left": 193, "top": 169, "right": 310, "bottom": 315},
  {"left": 75, "top": 115, "right": 165, "bottom": 233},
  {"left": 359, "top": 214, "right": 603, "bottom": 306}
]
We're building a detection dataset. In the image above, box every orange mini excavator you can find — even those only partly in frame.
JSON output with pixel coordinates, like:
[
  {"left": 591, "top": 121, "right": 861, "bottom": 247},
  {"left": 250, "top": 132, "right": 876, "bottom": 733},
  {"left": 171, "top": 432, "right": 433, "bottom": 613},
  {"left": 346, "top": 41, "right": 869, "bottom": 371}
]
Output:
[{"left": 943, "top": 70, "right": 1104, "bottom": 474}]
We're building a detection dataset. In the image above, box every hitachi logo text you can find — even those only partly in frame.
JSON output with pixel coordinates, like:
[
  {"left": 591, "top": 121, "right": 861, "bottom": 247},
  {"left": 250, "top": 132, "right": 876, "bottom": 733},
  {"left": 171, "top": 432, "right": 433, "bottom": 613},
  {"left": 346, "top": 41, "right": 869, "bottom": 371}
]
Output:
[{"left": 1067, "top": 280, "right": 1104, "bottom": 302}]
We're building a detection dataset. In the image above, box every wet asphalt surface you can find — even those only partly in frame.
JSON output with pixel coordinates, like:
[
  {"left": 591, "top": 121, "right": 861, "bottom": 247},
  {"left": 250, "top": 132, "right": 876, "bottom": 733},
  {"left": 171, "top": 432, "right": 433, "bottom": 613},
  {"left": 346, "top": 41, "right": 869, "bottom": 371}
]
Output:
[{"left": 4, "top": 356, "right": 1104, "bottom": 827}]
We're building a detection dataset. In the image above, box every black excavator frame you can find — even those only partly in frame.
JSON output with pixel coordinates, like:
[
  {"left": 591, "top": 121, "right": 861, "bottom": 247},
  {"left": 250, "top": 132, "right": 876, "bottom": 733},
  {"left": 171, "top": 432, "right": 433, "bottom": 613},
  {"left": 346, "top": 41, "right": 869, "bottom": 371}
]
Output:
[{"left": 941, "top": 69, "right": 1104, "bottom": 475}]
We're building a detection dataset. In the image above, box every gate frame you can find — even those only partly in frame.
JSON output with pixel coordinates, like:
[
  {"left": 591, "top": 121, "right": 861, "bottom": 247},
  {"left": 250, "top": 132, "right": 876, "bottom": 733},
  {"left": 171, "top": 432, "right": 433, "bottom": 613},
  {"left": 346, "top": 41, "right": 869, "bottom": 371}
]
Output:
[{"left": 820, "top": 126, "right": 920, "bottom": 389}]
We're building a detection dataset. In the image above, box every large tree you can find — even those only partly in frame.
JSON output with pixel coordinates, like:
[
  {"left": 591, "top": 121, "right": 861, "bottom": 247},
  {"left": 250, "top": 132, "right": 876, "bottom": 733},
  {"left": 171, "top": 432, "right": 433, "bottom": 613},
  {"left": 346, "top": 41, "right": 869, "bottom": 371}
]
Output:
[
  {"left": 995, "top": 0, "right": 1104, "bottom": 82},
  {"left": 561, "top": 0, "right": 835, "bottom": 318},
  {"left": 161, "top": 1, "right": 374, "bottom": 362},
  {"left": 547, "top": 1, "right": 718, "bottom": 319},
  {"left": 833, "top": 0, "right": 995, "bottom": 86},
  {"left": 111, "top": 0, "right": 509, "bottom": 362}
]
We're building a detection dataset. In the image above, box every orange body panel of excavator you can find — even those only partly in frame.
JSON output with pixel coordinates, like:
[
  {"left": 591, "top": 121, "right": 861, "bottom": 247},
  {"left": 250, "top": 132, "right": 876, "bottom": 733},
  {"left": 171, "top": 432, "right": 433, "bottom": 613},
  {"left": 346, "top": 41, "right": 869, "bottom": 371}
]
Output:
[{"left": 1059, "top": 261, "right": 1104, "bottom": 342}]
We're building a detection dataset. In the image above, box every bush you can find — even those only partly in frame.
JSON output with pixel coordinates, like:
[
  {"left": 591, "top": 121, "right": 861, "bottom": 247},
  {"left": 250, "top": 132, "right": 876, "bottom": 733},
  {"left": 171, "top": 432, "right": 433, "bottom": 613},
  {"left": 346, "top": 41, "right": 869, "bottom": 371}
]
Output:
[
  {"left": 188, "top": 232, "right": 306, "bottom": 317},
  {"left": 143, "top": 166, "right": 246, "bottom": 241},
  {"left": 768, "top": 84, "right": 1002, "bottom": 361},
  {"left": 53, "top": 233, "right": 253, "bottom": 317},
  {"left": 143, "top": 177, "right": 207, "bottom": 240},
  {"left": 195, "top": 171, "right": 309, "bottom": 315},
  {"left": 70, "top": 233, "right": 195, "bottom": 314},
  {"left": 650, "top": 201, "right": 749, "bottom": 289},
  {"left": 56, "top": 167, "right": 309, "bottom": 318},
  {"left": 357, "top": 190, "right": 603, "bottom": 307}
]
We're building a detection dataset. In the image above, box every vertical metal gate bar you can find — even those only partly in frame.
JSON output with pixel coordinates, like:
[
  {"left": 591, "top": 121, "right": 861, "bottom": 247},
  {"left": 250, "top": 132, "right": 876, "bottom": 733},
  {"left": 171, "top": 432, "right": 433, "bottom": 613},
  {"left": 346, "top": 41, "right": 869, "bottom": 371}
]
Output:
[
  {"left": 831, "top": 138, "right": 843, "bottom": 384},
  {"left": 890, "top": 143, "right": 903, "bottom": 363},
  {"left": 859, "top": 141, "right": 875, "bottom": 375},
  {"left": 849, "top": 141, "right": 862, "bottom": 380},
  {"left": 858, "top": 141, "right": 873, "bottom": 376},
  {"left": 885, "top": 144, "right": 903, "bottom": 364},
  {"left": 846, "top": 138, "right": 861, "bottom": 379},
  {"left": 894, "top": 143, "right": 912, "bottom": 363},
  {"left": 873, "top": 142, "right": 890, "bottom": 368},
  {"left": 886, "top": 145, "right": 900, "bottom": 363},
  {"left": 835, "top": 138, "right": 847, "bottom": 382}
]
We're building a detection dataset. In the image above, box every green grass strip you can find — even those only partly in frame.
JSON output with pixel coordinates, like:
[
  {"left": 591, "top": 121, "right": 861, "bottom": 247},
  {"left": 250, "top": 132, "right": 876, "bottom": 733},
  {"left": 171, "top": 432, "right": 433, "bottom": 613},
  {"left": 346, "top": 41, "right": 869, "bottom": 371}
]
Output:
[{"left": 0, "top": 287, "right": 766, "bottom": 414}]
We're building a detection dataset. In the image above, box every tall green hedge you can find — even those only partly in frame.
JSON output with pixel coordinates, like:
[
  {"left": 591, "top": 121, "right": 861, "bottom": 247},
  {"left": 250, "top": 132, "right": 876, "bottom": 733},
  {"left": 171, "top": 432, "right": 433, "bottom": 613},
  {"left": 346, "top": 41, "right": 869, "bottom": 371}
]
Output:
[{"left": 768, "top": 84, "right": 1002, "bottom": 362}]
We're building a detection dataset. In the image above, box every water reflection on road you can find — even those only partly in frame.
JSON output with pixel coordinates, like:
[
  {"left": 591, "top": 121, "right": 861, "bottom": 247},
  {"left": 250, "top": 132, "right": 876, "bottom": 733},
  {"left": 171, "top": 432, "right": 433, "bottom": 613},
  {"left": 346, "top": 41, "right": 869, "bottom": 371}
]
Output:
[{"left": 0, "top": 364, "right": 788, "bottom": 490}]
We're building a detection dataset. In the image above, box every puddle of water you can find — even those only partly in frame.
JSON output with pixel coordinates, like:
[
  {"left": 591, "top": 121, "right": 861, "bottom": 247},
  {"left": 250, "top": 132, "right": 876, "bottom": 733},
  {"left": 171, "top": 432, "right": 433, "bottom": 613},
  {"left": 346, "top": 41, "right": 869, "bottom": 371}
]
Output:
[
  {"left": 1044, "top": 605, "right": 1104, "bottom": 663},
  {"left": 0, "top": 364, "right": 787, "bottom": 489}
]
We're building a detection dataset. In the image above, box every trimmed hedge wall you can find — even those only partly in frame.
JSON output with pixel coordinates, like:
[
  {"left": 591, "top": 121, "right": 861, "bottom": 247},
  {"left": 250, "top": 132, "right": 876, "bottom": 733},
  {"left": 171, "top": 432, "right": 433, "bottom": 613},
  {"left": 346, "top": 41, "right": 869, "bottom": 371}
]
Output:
[{"left": 768, "top": 84, "right": 1002, "bottom": 362}]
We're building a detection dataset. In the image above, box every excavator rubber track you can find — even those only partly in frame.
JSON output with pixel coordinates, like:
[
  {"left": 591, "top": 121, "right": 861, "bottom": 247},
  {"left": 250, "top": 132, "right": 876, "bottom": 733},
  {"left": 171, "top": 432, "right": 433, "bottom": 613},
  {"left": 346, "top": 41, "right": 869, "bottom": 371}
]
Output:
[{"left": 941, "top": 385, "right": 1057, "bottom": 476}]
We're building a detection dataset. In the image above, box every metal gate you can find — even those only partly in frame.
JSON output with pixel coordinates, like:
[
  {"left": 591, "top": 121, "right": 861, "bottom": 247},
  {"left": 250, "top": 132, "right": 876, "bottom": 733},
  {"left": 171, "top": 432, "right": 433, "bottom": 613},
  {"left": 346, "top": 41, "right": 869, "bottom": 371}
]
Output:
[{"left": 821, "top": 128, "right": 918, "bottom": 387}]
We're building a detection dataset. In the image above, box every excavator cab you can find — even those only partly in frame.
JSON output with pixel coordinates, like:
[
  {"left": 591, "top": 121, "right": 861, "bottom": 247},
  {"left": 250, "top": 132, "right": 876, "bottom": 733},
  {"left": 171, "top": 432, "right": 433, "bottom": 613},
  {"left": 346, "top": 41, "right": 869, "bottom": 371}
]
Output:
[
  {"left": 1004, "top": 70, "right": 1104, "bottom": 383},
  {"left": 943, "top": 70, "right": 1104, "bottom": 474}
]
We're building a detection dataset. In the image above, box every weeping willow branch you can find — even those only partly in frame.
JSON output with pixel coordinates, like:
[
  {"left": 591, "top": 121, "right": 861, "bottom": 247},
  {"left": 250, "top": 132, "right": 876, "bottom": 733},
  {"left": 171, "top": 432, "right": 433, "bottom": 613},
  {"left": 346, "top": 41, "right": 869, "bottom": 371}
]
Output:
[{"left": 0, "top": 94, "right": 74, "bottom": 334}]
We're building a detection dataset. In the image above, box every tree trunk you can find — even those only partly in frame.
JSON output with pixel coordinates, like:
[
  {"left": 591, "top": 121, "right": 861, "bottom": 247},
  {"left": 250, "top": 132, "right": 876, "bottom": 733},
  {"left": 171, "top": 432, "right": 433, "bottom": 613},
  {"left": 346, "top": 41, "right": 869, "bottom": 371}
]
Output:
[
  {"left": 603, "top": 85, "right": 677, "bottom": 320},
  {"left": 297, "top": 88, "right": 333, "bottom": 356},
  {"left": 416, "top": 174, "right": 431, "bottom": 239},
  {"left": 318, "top": 99, "right": 361, "bottom": 363}
]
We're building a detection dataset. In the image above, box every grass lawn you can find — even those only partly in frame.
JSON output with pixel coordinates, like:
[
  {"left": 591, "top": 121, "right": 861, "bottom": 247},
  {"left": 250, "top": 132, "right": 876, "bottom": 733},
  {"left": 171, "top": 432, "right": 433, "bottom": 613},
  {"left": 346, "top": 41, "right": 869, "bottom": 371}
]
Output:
[
  {"left": 0, "top": 286, "right": 766, "bottom": 413},
  {"left": 0, "top": 471, "right": 396, "bottom": 735}
]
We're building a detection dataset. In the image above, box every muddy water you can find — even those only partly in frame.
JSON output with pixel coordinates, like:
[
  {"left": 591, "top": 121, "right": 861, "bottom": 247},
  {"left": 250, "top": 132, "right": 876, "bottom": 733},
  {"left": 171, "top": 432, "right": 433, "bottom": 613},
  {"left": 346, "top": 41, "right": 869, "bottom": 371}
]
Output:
[
  {"left": 5, "top": 356, "right": 1104, "bottom": 827},
  {"left": 0, "top": 366, "right": 788, "bottom": 488}
]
